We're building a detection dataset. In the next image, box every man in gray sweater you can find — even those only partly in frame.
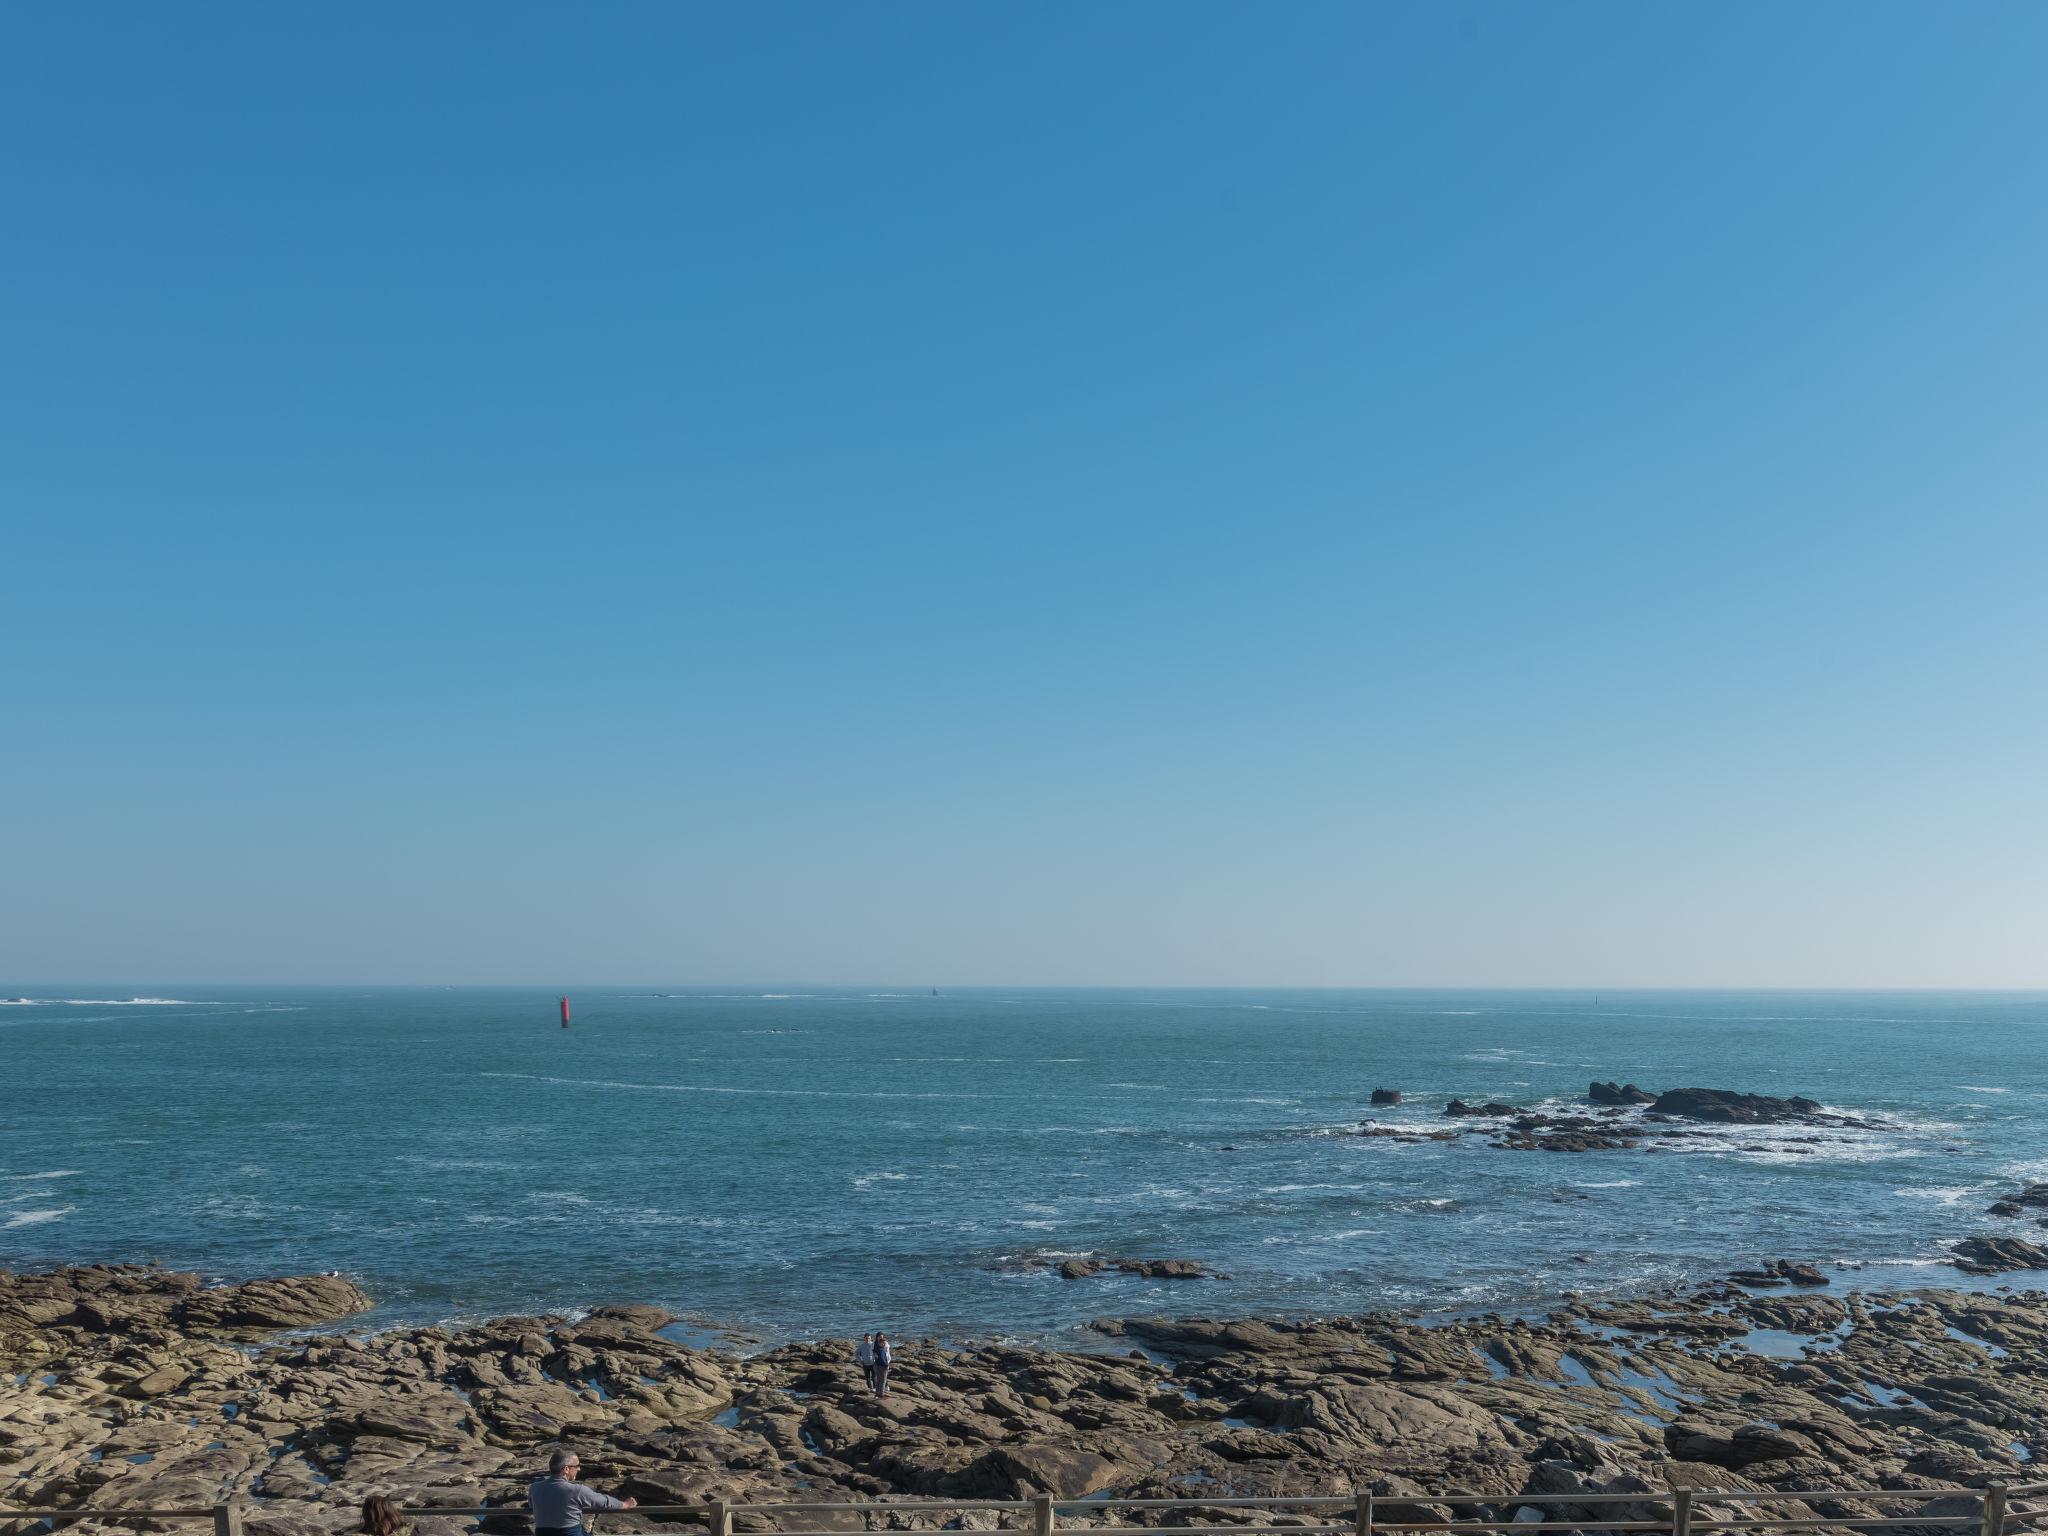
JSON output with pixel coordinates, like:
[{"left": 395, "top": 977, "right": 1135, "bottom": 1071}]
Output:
[{"left": 529, "top": 1447, "right": 638, "bottom": 1535}]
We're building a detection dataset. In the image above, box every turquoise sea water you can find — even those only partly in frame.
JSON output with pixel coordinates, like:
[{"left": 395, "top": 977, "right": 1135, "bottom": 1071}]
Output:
[{"left": 2, "top": 988, "right": 2044, "bottom": 1347}]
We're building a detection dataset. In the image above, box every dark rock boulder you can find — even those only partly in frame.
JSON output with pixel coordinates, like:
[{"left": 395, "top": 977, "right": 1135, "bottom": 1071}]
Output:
[
  {"left": 1987, "top": 1184, "right": 2048, "bottom": 1218},
  {"left": 980, "top": 1441, "right": 1123, "bottom": 1497},
  {"left": 1111, "top": 1317, "right": 1290, "bottom": 1358},
  {"left": 1893, "top": 1495, "right": 1990, "bottom": 1536},
  {"left": 1648, "top": 1088, "right": 1827, "bottom": 1124},
  {"left": 1729, "top": 1422, "right": 1822, "bottom": 1466},
  {"left": 1370, "top": 1088, "right": 1402, "bottom": 1105},
  {"left": 1120, "top": 1259, "right": 1212, "bottom": 1279},
  {"left": 1518, "top": 1465, "right": 1667, "bottom": 1527},
  {"left": 1588, "top": 1082, "right": 1656, "bottom": 1105},
  {"left": 1056, "top": 1258, "right": 1217, "bottom": 1280},
  {"left": 1444, "top": 1100, "right": 1519, "bottom": 1118},
  {"left": 1903, "top": 1446, "right": 2004, "bottom": 1482},
  {"left": 1951, "top": 1236, "right": 2048, "bottom": 1275},
  {"left": 1665, "top": 1418, "right": 1820, "bottom": 1470}
]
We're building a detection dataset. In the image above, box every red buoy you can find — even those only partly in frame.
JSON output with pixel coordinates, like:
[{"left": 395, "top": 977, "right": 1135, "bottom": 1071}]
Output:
[{"left": 559, "top": 996, "right": 571, "bottom": 1028}]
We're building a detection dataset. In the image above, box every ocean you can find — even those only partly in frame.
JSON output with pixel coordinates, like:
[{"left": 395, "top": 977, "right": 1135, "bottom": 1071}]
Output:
[{"left": 2, "top": 987, "right": 2043, "bottom": 1348}]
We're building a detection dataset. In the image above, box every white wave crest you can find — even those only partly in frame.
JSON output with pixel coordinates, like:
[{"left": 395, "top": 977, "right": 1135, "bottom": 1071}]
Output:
[
  {"left": 2, "top": 997, "right": 202, "bottom": 1007},
  {"left": 3, "top": 1207, "right": 73, "bottom": 1228}
]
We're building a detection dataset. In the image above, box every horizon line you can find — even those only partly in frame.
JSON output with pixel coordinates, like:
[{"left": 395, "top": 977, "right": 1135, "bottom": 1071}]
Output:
[{"left": 7, "top": 981, "right": 2048, "bottom": 994}]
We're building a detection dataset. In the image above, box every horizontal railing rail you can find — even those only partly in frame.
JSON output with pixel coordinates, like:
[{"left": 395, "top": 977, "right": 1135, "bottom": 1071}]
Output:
[{"left": 4, "top": 1482, "right": 2044, "bottom": 1536}]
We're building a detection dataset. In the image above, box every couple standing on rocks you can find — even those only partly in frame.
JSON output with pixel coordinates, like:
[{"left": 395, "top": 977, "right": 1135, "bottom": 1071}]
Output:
[{"left": 853, "top": 1330, "right": 895, "bottom": 1395}]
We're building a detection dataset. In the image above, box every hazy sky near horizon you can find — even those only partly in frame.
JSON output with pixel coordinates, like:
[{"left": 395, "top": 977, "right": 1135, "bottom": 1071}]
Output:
[{"left": 5, "top": 5, "right": 2046, "bottom": 988}]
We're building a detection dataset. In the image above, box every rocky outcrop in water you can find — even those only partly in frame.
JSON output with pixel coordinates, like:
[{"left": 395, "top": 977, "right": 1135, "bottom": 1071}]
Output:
[
  {"left": 1728, "top": 1261, "right": 1830, "bottom": 1288},
  {"left": 1589, "top": 1082, "right": 1656, "bottom": 1106},
  {"left": 4, "top": 1264, "right": 2047, "bottom": 1536},
  {"left": 1986, "top": 1185, "right": 2048, "bottom": 1220},
  {"left": 1052, "top": 1259, "right": 1219, "bottom": 1281},
  {"left": 1646, "top": 1089, "right": 1833, "bottom": 1125},
  {"left": 1950, "top": 1237, "right": 2048, "bottom": 1275},
  {"left": 1354, "top": 1086, "right": 1874, "bottom": 1157}
]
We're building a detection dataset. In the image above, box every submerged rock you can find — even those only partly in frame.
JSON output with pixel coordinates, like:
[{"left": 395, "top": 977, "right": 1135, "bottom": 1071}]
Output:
[
  {"left": 1354, "top": 1121, "right": 1458, "bottom": 1142},
  {"left": 1728, "top": 1260, "right": 1830, "bottom": 1287},
  {"left": 585, "top": 1303, "right": 677, "bottom": 1332}
]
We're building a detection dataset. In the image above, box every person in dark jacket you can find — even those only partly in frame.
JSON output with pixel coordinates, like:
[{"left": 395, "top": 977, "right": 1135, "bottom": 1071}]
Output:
[{"left": 530, "top": 1447, "right": 637, "bottom": 1535}]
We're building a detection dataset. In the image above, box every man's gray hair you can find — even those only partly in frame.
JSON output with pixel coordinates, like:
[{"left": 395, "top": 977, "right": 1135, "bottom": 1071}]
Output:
[{"left": 548, "top": 1447, "right": 577, "bottom": 1476}]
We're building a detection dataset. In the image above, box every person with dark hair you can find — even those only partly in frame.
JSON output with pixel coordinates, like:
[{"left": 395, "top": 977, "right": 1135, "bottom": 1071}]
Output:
[
  {"left": 530, "top": 1447, "right": 638, "bottom": 1536},
  {"left": 854, "top": 1332, "right": 875, "bottom": 1392},
  {"left": 360, "top": 1497, "right": 408, "bottom": 1536},
  {"left": 871, "top": 1331, "right": 893, "bottom": 1397}
]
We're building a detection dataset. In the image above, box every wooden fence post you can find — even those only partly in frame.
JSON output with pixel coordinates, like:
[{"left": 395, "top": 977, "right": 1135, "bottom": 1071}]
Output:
[
  {"left": 1983, "top": 1486, "right": 2008, "bottom": 1536},
  {"left": 1355, "top": 1492, "right": 1374, "bottom": 1536},
  {"left": 213, "top": 1505, "right": 243, "bottom": 1536},
  {"left": 1671, "top": 1488, "right": 1694, "bottom": 1536},
  {"left": 709, "top": 1499, "right": 732, "bottom": 1536},
  {"left": 1032, "top": 1494, "right": 1055, "bottom": 1536}
]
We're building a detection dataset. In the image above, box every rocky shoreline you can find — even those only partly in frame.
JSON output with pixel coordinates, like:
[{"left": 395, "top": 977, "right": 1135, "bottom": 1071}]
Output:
[{"left": 7, "top": 1261, "right": 2048, "bottom": 1536}]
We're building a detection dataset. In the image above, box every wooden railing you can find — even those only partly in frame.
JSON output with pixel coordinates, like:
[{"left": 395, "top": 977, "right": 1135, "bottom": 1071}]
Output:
[{"left": 5, "top": 1485, "right": 2048, "bottom": 1536}]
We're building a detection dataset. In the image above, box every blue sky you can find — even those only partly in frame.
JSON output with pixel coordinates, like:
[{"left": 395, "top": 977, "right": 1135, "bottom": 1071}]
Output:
[{"left": 4, "top": 4, "right": 2044, "bottom": 986}]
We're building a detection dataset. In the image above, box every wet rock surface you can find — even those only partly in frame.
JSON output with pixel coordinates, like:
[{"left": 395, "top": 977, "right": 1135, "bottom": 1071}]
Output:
[
  {"left": 1728, "top": 1262, "right": 1831, "bottom": 1288},
  {"left": 1949, "top": 1237, "right": 2048, "bottom": 1275},
  {"left": 4, "top": 1263, "right": 2046, "bottom": 1536},
  {"left": 1049, "top": 1259, "right": 1220, "bottom": 1281},
  {"left": 1643, "top": 1089, "right": 1840, "bottom": 1126}
]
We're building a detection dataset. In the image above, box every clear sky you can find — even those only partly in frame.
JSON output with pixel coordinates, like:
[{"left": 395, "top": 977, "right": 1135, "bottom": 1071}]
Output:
[{"left": 5, "top": 4, "right": 2045, "bottom": 987}]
